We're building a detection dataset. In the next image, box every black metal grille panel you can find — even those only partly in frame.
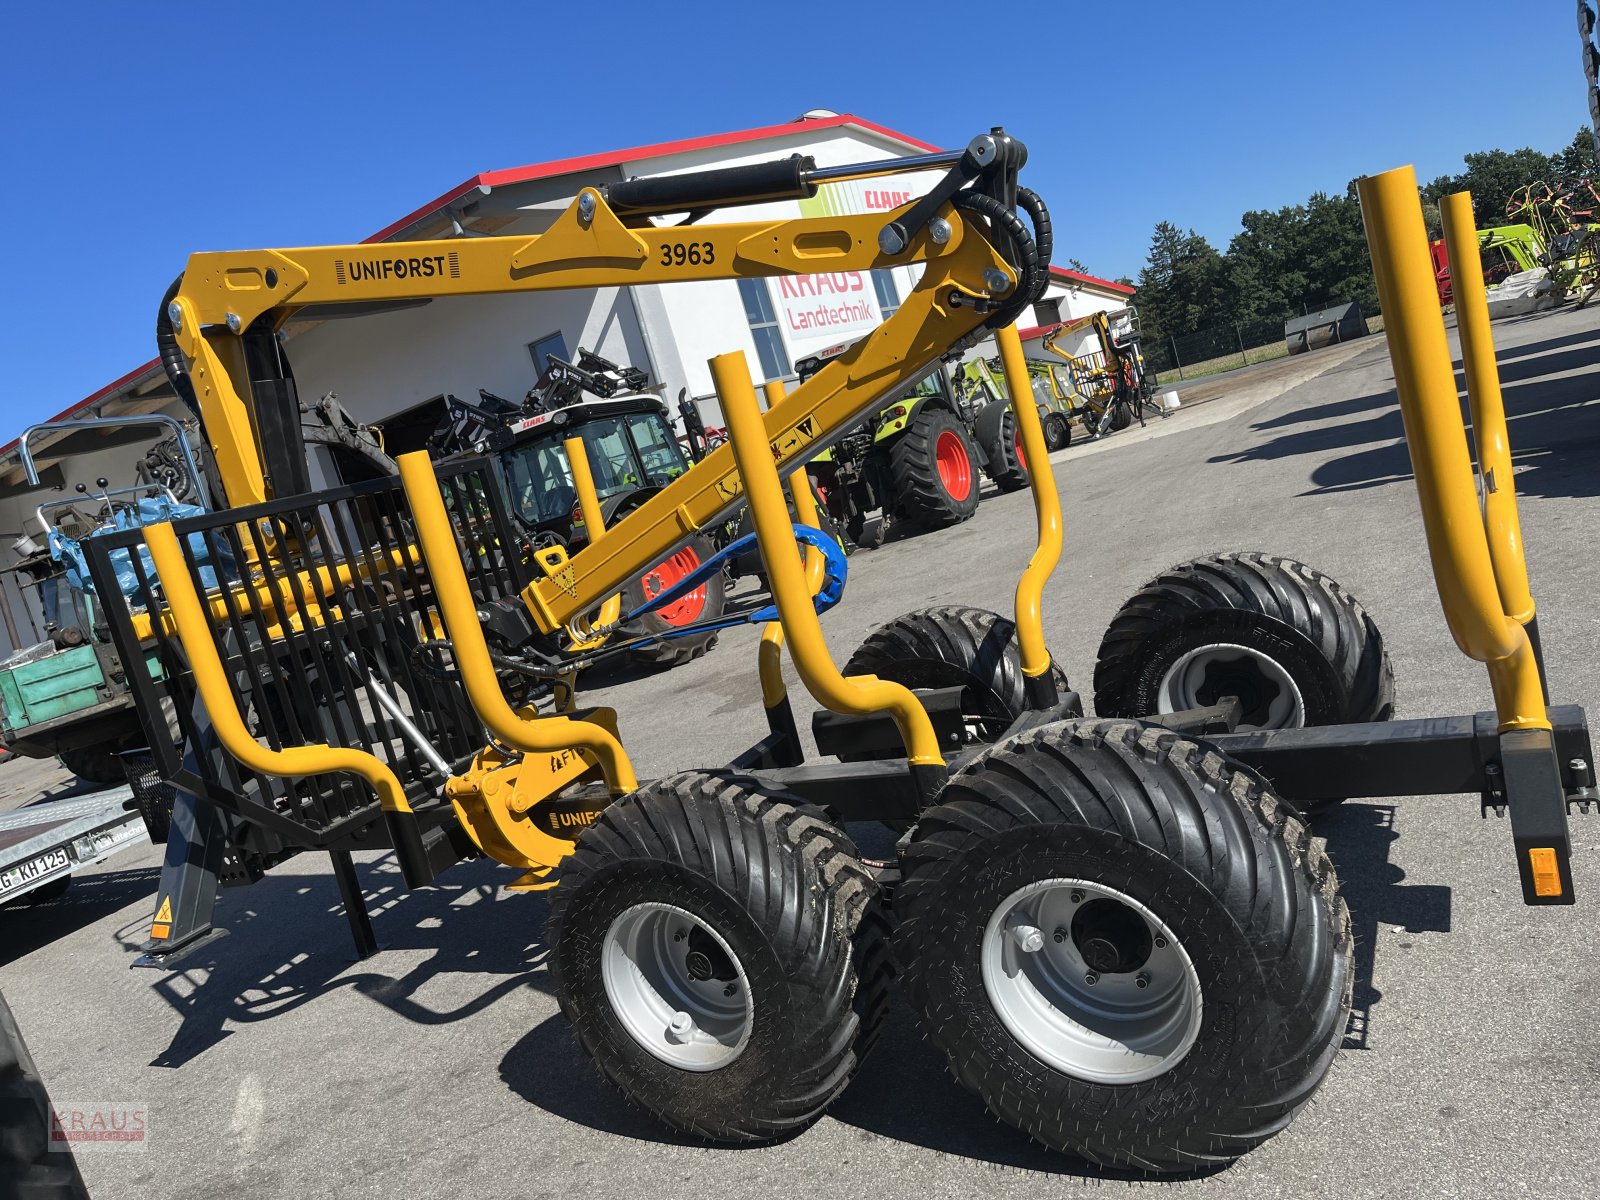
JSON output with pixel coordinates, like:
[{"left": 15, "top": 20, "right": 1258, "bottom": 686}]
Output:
[{"left": 83, "top": 459, "right": 527, "bottom": 848}]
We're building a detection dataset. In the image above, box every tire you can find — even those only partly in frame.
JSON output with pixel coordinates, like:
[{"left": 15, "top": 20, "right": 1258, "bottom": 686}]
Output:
[
  {"left": 620, "top": 534, "right": 726, "bottom": 668},
  {"left": 57, "top": 740, "right": 135, "bottom": 784},
  {"left": 1093, "top": 552, "right": 1394, "bottom": 743},
  {"left": 1042, "top": 412, "right": 1071, "bottom": 452},
  {"left": 1108, "top": 400, "right": 1133, "bottom": 431},
  {"left": 978, "top": 408, "right": 1028, "bottom": 494},
  {"left": 730, "top": 499, "right": 841, "bottom": 587},
  {"left": 842, "top": 606, "right": 1071, "bottom": 749},
  {"left": 896, "top": 718, "right": 1352, "bottom": 1174},
  {"left": 547, "top": 771, "right": 888, "bottom": 1142},
  {"left": 889, "top": 408, "right": 981, "bottom": 529},
  {"left": 0, "top": 991, "right": 91, "bottom": 1198}
]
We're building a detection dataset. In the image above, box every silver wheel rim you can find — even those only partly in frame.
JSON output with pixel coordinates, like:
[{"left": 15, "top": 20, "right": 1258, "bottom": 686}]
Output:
[
  {"left": 1156, "top": 642, "right": 1305, "bottom": 730},
  {"left": 980, "top": 879, "right": 1203, "bottom": 1084},
  {"left": 601, "top": 902, "right": 753, "bottom": 1072}
]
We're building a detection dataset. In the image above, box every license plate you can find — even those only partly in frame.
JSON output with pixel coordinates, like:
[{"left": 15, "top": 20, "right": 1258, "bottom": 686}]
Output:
[{"left": 0, "top": 846, "right": 72, "bottom": 897}]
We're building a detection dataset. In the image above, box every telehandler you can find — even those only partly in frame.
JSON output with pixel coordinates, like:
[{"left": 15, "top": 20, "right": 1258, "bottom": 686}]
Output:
[{"left": 83, "top": 134, "right": 1591, "bottom": 1173}]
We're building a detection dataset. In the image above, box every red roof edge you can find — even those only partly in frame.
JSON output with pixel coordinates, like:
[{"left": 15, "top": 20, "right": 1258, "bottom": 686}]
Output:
[
  {"left": 1049, "top": 265, "right": 1136, "bottom": 296},
  {"left": 364, "top": 113, "right": 938, "bottom": 246},
  {"left": 28, "top": 114, "right": 944, "bottom": 457}
]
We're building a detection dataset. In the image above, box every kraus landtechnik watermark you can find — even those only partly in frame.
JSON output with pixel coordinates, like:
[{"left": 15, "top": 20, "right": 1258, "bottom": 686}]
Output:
[{"left": 50, "top": 1101, "right": 148, "bottom": 1152}]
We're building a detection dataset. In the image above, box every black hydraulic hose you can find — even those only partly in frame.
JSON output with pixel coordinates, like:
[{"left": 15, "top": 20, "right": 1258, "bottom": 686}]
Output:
[
  {"left": 156, "top": 275, "right": 200, "bottom": 416},
  {"left": 1016, "top": 187, "right": 1052, "bottom": 291},
  {"left": 952, "top": 191, "right": 1041, "bottom": 330}
]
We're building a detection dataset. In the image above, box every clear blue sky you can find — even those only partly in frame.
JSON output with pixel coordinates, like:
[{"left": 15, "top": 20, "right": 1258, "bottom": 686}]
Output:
[{"left": 2, "top": 1, "right": 1587, "bottom": 431}]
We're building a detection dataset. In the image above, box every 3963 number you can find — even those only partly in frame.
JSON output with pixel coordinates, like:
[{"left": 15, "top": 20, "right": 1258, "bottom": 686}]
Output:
[{"left": 660, "top": 241, "right": 715, "bottom": 267}]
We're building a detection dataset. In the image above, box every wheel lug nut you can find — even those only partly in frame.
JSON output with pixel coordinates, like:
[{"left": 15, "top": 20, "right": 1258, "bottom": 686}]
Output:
[
  {"left": 1070, "top": 889, "right": 1085, "bottom": 903},
  {"left": 1135, "top": 972, "right": 1151, "bottom": 989},
  {"left": 1083, "top": 972, "right": 1099, "bottom": 986},
  {"left": 1053, "top": 927, "right": 1068, "bottom": 944},
  {"left": 1154, "top": 936, "right": 1168, "bottom": 949},
  {"left": 1010, "top": 924, "right": 1044, "bottom": 953},
  {"left": 723, "top": 983, "right": 737, "bottom": 997},
  {"left": 673, "top": 929, "right": 686, "bottom": 942},
  {"left": 668, "top": 1011, "right": 694, "bottom": 1039}
]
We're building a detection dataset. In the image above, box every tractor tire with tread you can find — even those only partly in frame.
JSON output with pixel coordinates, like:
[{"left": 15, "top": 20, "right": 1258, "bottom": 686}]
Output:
[
  {"left": 890, "top": 408, "right": 981, "bottom": 530},
  {"left": 969, "top": 398, "right": 1028, "bottom": 493},
  {"left": 1093, "top": 551, "right": 1394, "bottom": 752},
  {"left": 619, "top": 533, "right": 726, "bottom": 668},
  {"left": 56, "top": 737, "right": 138, "bottom": 784},
  {"left": 547, "top": 771, "right": 889, "bottom": 1142},
  {"left": 1042, "top": 412, "right": 1071, "bottom": 452},
  {"left": 896, "top": 718, "right": 1352, "bottom": 1174},
  {"left": 842, "top": 606, "right": 1072, "bottom": 754}
]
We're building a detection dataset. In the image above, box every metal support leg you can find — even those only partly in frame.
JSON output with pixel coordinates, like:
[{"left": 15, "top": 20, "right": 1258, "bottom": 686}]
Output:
[
  {"left": 329, "top": 849, "right": 379, "bottom": 960},
  {"left": 132, "top": 785, "right": 229, "bottom": 968}
]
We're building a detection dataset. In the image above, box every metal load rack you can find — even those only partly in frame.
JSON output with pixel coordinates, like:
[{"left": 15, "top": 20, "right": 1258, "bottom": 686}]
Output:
[{"left": 83, "top": 459, "right": 539, "bottom": 951}]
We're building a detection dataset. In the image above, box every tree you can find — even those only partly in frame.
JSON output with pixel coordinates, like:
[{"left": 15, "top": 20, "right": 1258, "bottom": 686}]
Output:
[
  {"left": 1553, "top": 126, "right": 1597, "bottom": 178},
  {"left": 1136, "top": 223, "right": 1232, "bottom": 343}
]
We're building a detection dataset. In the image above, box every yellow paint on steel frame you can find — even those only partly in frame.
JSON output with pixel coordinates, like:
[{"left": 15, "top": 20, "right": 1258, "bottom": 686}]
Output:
[
  {"left": 561, "top": 435, "right": 623, "bottom": 644},
  {"left": 171, "top": 189, "right": 1007, "bottom": 623},
  {"left": 397, "top": 450, "right": 639, "bottom": 793},
  {"left": 996, "top": 324, "right": 1063, "bottom": 679},
  {"left": 142, "top": 521, "right": 413, "bottom": 814},
  {"left": 1440, "top": 191, "right": 1536, "bottom": 627},
  {"left": 756, "top": 379, "right": 828, "bottom": 711},
  {"left": 1357, "top": 166, "right": 1547, "bottom": 732},
  {"left": 717, "top": 353, "right": 944, "bottom": 767}
]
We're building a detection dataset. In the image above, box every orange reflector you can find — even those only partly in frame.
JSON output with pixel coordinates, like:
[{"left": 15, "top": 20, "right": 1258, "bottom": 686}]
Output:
[
  {"left": 149, "top": 924, "right": 171, "bottom": 940},
  {"left": 1528, "top": 847, "right": 1563, "bottom": 897}
]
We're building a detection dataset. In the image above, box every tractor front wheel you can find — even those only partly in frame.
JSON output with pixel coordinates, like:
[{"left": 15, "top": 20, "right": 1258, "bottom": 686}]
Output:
[
  {"left": 889, "top": 409, "right": 981, "bottom": 530},
  {"left": 896, "top": 719, "right": 1351, "bottom": 1173}
]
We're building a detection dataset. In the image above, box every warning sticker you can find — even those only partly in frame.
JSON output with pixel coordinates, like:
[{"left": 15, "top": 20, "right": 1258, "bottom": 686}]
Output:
[
  {"left": 768, "top": 415, "right": 821, "bottom": 463},
  {"left": 714, "top": 475, "right": 743, "bottom": 500},
  {"left": 535, "top": 550, "right": 579, "bottom": 597},
  {"left": 154, "top": 896, "right": 172, "bottom": 923}
]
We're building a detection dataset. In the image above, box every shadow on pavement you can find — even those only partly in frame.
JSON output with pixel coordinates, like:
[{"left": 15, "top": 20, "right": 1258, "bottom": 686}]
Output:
[
  {"left": 0, "top": 866, "right": 162, "bottom": 966},
  {"left": 136, "top": 853, "right": 554, "bottom": 1069},
  {"left": 503, "top": 983, "right": 1221, "bottom": 1180},
  {"left": 1208, "top": 334, "right": 1600, "bottom": 500},
  {"left": 1314, "top": 802, "right": 1453, "bottom": 1051}
]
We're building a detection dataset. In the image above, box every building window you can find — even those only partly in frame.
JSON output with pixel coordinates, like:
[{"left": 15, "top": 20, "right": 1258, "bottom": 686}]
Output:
[
  {"left": 737, "top": 278, "right": 791, "bottom": 381},
  {"left": 528, "top": 331, "right": 567, "bottom": 377},
  {"left": 872, "top": 270, "right": 901, "bottom": 320}
]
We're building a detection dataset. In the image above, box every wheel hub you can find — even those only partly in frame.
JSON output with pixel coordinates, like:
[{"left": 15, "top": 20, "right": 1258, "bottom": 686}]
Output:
[
  {"left": 981, "top": 878, "right": 1202, "bottom": 1084},
  {"left": 1157, "top": 642, "right": 1305, "bottom": 730},
  {"left": 601, "top": 902, "right": 753, "bottom": 1071}
]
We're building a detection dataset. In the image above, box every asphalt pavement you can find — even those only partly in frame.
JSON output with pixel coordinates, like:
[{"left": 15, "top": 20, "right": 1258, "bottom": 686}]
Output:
[{"left": 2, "top": 306, "right": 1597, "bottom": 1199}]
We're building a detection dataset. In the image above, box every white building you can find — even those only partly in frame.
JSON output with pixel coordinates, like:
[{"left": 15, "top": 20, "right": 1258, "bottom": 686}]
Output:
[{"left": 0, "top": 110, "right": 1134, "bottom": 652}]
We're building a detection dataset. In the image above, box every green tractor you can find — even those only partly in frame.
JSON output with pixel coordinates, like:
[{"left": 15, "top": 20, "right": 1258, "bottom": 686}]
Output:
[{"left": 796, "top": 344, "right": 1029, "bottom": 549}]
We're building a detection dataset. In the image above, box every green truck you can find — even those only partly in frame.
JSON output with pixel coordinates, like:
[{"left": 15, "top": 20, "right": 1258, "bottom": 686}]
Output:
[{"left": 2, "top": 415, "right": 200, "bottom": 782}]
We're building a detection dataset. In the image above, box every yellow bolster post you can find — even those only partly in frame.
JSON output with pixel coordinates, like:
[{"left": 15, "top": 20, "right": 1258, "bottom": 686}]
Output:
[
  {"left": 1357, "top": 166, "right": 1547, "bottom": 732},
  {"left": 143, "top": 522, "right": 412, "bottom": 813},
  {"left": 396, "top": 450, "right": 639, "bottom": 792},
  {"left": 563, "top": 435, "right": 622, "bottom": 634},
  {"left": 1440, "top": 191, "right": 1536, "bottom": 627},
  {"left": 716, "top": 352, "right": 944, "bottom": 767},
  {"left": 755, "top": 379, "right": 827, "bottom": 710},
  {"left": 996, "top": 323, "right": 1064, "bottom": 679}
]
